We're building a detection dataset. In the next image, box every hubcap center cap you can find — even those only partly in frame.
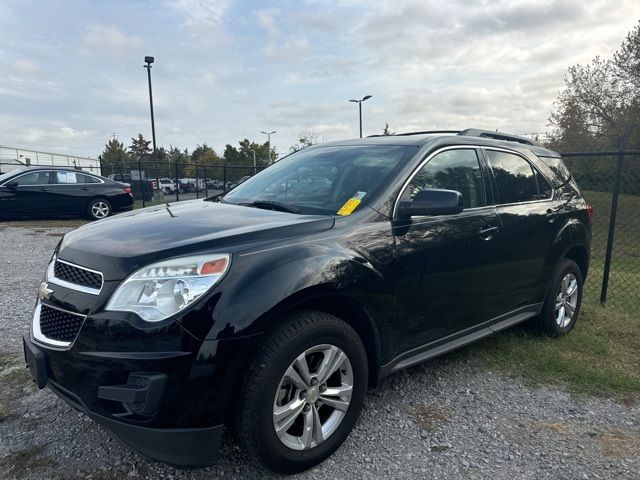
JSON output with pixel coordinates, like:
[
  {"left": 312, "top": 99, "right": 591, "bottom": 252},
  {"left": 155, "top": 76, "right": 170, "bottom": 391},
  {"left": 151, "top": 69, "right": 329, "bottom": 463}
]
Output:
[{"left": 308, "top": 386, "right": 320, "bottom": 403}]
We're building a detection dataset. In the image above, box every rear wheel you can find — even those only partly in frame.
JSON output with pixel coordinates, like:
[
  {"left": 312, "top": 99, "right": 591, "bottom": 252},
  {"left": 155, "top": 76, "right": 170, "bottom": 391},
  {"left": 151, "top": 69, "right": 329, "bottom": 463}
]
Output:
[
  {"left": 86, "top": 198, "right": 111, "bottom": 220},
  {"left": 534, "top": 258, "right": 583, "bottom": 337},
  {"left": 234, "top": 311, "right": 368, "bottom": 473}
]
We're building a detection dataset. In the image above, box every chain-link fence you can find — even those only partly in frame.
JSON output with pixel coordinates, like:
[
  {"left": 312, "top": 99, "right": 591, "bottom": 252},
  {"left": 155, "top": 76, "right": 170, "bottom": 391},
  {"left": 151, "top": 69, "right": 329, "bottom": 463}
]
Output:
[
  {"left": 561, "top": 150, "right": 640, "bottom": 312},
  {"left": 98, "top": 160, "right": 267, "bottom": 203}
]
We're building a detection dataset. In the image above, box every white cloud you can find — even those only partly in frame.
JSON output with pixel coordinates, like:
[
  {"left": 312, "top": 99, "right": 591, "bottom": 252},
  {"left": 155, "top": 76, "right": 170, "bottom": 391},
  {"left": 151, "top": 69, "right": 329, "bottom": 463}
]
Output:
[
  {"left": 13, "top": 59, "right": 43, "bottom": 76},
  {"left": 79, "top": 24, "right": 142, "bottom": 56},
  {"left": 164, "top": 0, "right": 231, "bottom": 26}
]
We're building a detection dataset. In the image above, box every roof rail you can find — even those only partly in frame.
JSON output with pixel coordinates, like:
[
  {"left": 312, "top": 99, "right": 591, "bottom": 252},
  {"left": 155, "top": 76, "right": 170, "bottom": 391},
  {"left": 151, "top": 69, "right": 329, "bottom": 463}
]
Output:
[
  {"left": 458, "top": 129, "right": 541, "bottom": 147},
  {"left": 367, "top": 130, "right": 460, "bottom": 138}
]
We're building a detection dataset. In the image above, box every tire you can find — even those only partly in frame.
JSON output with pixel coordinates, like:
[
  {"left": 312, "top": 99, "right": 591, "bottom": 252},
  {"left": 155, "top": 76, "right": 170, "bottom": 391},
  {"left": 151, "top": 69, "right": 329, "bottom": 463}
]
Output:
[
  {"left": 86, "top": 198, "right": 112, "bottom": 220},
  {"left": 533, "top": 258, "right": 583, "bottom": 337},
  {"left": 234, "top": 310, "right": 368, "bottom": 473}
]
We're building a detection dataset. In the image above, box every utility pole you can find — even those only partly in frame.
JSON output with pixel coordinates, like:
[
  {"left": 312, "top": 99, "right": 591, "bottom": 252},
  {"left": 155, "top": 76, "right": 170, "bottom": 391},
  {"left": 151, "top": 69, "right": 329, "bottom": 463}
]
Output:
[
  {"left": 349, "top": 95, "right": 372, "bottom": 138},
  {"left": 261, "top": 130, "right": 276, "bottom": 164},
  {"left": 143, "top": 56, "right": 159, "bottom": 196}
]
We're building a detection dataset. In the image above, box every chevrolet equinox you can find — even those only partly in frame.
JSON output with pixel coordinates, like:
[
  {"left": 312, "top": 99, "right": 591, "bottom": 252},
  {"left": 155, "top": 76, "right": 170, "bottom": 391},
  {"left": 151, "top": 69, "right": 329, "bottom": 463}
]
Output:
[{"left": 23, "top": 129, "right": 592, "bottom": 473}]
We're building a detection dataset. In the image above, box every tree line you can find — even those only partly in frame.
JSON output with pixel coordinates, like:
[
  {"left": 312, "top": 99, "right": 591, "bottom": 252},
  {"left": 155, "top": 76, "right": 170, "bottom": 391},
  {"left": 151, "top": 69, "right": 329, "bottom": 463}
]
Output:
[{"left": 546, "top": 20, "right": 640, "bottom": 194}]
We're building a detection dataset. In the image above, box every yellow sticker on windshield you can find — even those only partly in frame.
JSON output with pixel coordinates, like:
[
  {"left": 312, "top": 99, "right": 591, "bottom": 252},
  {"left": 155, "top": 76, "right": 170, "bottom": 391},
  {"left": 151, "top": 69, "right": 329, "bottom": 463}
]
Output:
[{"left": 337, "top": 192, "right": 367, "bottom": 216}]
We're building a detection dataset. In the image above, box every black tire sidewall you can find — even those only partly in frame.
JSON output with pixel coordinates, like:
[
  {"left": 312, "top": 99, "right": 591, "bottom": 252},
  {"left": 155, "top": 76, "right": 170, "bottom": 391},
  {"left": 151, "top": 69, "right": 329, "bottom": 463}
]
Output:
[
  {"left": 542, "top": 259, "right": 583, "bottom": 336},
  {"left": 246, "top": 317, "right": 367, "bottom": 472},
  {"left": 87, "top": 198, "right": 112, "bottom": 220}
]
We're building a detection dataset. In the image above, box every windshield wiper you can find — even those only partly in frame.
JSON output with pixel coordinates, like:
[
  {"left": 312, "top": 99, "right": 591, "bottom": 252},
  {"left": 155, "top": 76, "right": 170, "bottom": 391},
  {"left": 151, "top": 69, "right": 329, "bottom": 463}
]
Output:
[{"left": 240, "top": 200, "right": 302, "bottom": 214}]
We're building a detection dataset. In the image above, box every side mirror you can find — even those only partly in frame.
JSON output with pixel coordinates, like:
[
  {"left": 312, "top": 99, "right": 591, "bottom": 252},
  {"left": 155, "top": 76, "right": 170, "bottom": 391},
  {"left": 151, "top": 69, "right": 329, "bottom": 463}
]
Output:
[
  {"left": 3, "top": 180, "right": 19, "bottom": 188},
  {"left": 397, "top": 188, "right": 464, "bottom": 218}
]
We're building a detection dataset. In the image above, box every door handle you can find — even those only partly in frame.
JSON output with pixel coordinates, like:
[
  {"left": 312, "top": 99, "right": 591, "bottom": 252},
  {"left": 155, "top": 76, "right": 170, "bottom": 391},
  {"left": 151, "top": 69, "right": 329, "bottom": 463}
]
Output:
[
  {"left": 546, "top": 207, "right": 563, "bottom": 222},
  {"left": 81, "top": 187, "right": 90, "bottom": 191},
  {"left": 39, "top": 188, "right": 50, "bottom": 192},
  {"left": 479, "top": 226, "right": 500, "bottom": 240}
]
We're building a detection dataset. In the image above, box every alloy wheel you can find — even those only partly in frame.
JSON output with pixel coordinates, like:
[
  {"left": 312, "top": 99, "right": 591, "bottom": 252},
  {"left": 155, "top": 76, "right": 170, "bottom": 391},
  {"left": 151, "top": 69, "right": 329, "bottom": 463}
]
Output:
[
  {"left": 555, "top": 272, "right": 578, "bottom": 328},
  {"left": 272, "top": 344, "right": 353, "bottom": 451},
  {"left": 91, "top": 201, "right": 110, "bottom": 219}
]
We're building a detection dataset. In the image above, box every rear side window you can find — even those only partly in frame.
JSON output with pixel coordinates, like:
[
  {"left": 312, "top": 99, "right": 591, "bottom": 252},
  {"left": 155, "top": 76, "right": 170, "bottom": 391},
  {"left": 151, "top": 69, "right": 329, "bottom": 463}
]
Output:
[
  {"left": 486, "top": 150, "right": 540, "bottom": 204},
  {"left": 56, "top": 171, "right": 78, "bottom": 184},
  {"left": 77, "top": 173, "right": 101, "bottom": 183},
  {"left": 537, "top": 156, "right": 571, "bottom": 185}
]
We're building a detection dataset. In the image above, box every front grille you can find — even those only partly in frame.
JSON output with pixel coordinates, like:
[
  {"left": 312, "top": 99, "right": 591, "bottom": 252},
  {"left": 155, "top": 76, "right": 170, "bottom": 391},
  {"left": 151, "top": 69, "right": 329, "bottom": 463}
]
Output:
[
  {"left": 39, "top": 305, "right": 85, "bottom": 343},
  {"left": 54, "top": 260, "right": 102, "bottom": 290}
]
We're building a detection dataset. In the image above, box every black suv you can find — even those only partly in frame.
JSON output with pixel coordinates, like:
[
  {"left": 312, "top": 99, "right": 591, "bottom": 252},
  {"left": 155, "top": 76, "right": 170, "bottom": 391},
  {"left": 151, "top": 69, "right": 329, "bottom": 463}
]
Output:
[{"left": 23, "top": 130, "right": 591, "bottom": 473}]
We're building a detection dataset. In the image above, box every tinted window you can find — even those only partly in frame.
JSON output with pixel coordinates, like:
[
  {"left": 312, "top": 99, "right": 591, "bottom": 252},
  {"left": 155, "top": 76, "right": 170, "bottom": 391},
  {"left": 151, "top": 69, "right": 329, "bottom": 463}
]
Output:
[
  {"left": 535, "top": 170, "right": 552, "bottom": 199},
  {"left": 56, "top": 171, "right": 78, "bottom": 184},
  {"left": 487, "top": 150, "right": 539, "bottom": 203},
  {"left": 14, "top": 171, "right": 51, "bottom": 185},
  {"left": 77, "top": 173, "right": 101, "bottom": 183},
  {"left": 407, "top": 149, "right": 487, "bottom": 208}
]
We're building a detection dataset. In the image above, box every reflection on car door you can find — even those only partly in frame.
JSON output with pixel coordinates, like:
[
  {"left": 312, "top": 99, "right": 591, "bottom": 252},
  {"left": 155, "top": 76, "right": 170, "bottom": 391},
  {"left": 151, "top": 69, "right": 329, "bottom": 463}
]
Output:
[
  {"left": 1, "top": 171, "right": 55, "bottom": 217},
  {"left": 393, "top": 148, "right": 502, "bottom": 351},
  {"left": 483, "top": 148, "right": 561, "bottom": 310}
]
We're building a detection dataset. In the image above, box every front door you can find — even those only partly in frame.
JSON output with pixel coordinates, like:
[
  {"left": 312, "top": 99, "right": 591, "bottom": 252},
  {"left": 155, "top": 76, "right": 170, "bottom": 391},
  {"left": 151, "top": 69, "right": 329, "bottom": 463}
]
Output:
[
  {"left": 0, "top": 170, "right": 54, "bottom": 218},
  {"left": 394, "top": 148, "right": 501, "bottom": 351}
]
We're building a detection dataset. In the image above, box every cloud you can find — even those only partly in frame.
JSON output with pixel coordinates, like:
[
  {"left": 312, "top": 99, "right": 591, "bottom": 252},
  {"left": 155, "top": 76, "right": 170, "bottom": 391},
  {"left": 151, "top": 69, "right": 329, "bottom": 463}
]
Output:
[
  {"left": 164, "top": 0, "right": 232, "bottom": 26},
  {"left": 20, "top": 126, "right": 92, "bottom": 144},
  {"left": 13, "top": 59, "right": 43, "bottom": 76},
  {"left": 78, "top": 24, "right": 142, "bottom": 56}
]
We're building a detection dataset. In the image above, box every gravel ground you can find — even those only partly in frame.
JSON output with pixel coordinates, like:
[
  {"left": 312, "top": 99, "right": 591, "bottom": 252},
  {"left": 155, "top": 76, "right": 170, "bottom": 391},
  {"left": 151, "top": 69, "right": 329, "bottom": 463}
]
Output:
[{"left": 0, "top": 223, "right": 638, "bottom": 480}]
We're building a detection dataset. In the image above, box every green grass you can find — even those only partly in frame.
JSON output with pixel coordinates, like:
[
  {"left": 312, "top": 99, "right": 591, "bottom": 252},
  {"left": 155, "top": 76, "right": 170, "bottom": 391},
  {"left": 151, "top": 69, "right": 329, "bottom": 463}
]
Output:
[{"left": 454, "top": 301, "right": 640, "bottom": 401}]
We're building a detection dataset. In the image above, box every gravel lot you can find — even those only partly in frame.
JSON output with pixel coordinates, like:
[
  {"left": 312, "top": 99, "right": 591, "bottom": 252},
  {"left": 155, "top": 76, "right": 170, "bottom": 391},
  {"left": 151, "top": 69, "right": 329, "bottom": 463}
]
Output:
[{"left": 0, "top": 223, "right": 638, "bottom": 479}]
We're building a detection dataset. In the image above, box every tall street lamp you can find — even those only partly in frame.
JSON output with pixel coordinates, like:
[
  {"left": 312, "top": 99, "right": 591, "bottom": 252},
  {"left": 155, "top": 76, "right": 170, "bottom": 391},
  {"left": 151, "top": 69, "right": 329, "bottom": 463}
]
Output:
[
  {"left": 349, "top": 95, "right": 372, "bottom": 138},
  {"left": 261, "top": 130, "right": 276, "bottom": 164},
  {"left": 143, "top": 56, "right": 159, "bottom": 197}
]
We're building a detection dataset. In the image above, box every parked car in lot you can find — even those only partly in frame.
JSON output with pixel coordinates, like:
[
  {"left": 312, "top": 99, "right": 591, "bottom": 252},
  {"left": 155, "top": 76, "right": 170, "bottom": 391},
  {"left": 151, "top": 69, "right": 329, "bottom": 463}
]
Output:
[
  {"left": 23, "top": 129, "right": 591, "bottom": 473},
  {"left": 107, "top": 173, "right": 154, "bottom": 201},
  {"left": 0, "top": 166, "right": 133, "bottom": 220},
  {"left": 155, "top": 178, "right": 177, "bottom": 194}
]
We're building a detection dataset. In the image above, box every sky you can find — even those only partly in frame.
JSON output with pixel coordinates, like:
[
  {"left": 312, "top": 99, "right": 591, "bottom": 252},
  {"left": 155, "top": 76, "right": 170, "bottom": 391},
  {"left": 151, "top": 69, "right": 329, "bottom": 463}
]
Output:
[{"left": 0, "top": 0, "right": 638, "bottom": 159}]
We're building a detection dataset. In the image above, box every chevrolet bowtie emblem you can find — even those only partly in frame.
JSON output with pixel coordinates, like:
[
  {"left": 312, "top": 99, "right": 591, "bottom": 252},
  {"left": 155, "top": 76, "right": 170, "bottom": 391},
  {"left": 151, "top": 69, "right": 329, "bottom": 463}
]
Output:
[{"left": 39, "top": 282, "right": 53, "bottom": 301}]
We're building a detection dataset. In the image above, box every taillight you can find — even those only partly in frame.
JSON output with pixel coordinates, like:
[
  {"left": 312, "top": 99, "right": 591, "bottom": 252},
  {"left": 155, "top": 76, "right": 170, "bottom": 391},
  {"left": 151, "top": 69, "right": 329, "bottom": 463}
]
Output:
[
  {"left": 586, "top": 204, "right": 593, "bottom": 224},
  {"left": 123, "top": 186, "right": 132, "bottom": 194}
]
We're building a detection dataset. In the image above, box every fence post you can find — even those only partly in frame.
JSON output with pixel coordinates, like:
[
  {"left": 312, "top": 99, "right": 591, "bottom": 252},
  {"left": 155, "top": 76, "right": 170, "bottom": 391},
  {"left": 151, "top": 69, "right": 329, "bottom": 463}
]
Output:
[
  {"left": 600, "top": 150, "right": 625, "bottom": 305},
  {"left": 195, "top": 160, "right": 199, "bottom": 199},
  {"left": 138, "top": 158, "right": 146, "bottom": 208},
  {"left": 223, "top": 164, "right": 227, "bottom": 191},
  {"left": 175, "top": 162, "right": 179, "bottom": 202}
]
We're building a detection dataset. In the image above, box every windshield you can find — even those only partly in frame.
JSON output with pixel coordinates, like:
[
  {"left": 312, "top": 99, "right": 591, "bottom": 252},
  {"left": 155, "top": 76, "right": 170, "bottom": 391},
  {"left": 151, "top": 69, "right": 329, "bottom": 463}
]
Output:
[
  {"left": 222, "top": 145, "right": 417, "bottom": 215},
  {"left": 0, "top": 168, "right": 25, "bottom": 184}
]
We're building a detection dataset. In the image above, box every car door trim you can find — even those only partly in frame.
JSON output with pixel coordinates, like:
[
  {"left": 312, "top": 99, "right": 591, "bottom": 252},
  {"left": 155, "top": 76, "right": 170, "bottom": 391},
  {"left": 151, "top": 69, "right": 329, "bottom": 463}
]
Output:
[{"left": 380, "top": 302, "right": 543, "bottom": 377}]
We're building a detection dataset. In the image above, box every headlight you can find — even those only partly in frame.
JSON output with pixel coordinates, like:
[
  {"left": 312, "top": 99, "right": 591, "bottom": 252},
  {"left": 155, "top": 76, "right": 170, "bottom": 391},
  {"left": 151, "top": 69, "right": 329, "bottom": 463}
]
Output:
[{"left": 105, "top": 254, "right": 230, "bottom": 322}]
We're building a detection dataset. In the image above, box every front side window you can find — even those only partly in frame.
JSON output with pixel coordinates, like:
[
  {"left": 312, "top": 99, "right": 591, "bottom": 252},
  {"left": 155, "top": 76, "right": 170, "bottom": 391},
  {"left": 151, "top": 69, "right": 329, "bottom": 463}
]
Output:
[
  {"left": 486, "top": 150, "right": 540, "bottom": 204},
  {"left": 223, "top": 145, "right": 417, "bottom": 215},
  {"left": 406, "top": 149, "right": 487, "bottom": 208},
  {"left": 13, "top": 171, "right": 51, "bottom": 185}
]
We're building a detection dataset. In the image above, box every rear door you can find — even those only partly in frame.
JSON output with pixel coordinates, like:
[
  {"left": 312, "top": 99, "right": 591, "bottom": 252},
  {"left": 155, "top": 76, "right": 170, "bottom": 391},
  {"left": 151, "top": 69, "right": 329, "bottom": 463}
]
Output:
[
  {"left": 51, "top": 171, "right": 98, "bottom": 215},
  {"left": 483, "top": 148, "right": 560, "bottom": 310},
  {"left": 393, "top": 147, "right": 502, "bottom": 349}
]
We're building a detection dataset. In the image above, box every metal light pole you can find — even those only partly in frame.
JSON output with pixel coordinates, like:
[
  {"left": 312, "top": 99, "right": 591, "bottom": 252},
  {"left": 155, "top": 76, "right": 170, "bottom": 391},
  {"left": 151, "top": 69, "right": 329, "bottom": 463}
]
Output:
[
  {"left": 143, "top": 56, "right": 159, "bottom": 197},
  {"left": 261, "top": 130, "right": 276, "bottom": 164},
  {"left": 349, "top": 95, "right": 372, "bottom": 138}
]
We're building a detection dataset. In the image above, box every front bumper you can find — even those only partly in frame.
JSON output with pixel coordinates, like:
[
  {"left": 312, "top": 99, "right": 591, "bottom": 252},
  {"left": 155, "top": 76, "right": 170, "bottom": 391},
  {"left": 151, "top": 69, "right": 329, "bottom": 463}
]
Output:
[{"left": 23, "top": 333, "right": 239, "bottom": 467}]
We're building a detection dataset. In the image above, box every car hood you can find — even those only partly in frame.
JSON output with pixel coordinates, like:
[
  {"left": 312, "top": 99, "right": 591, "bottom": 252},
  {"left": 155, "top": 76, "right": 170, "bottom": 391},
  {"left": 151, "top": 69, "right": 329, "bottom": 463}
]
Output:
[{"left": 58, "top": 200, "right": 335, "bottom": 281}]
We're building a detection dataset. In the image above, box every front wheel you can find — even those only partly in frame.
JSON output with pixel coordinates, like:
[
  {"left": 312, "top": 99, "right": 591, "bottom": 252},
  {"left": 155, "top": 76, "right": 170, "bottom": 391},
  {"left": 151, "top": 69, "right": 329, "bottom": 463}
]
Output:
[
  {"left": 234, "top": 311, "right": 368, "bottom": 473},
  {"left": 534, "top": 258, "right": 583, "bottom": 337}
]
